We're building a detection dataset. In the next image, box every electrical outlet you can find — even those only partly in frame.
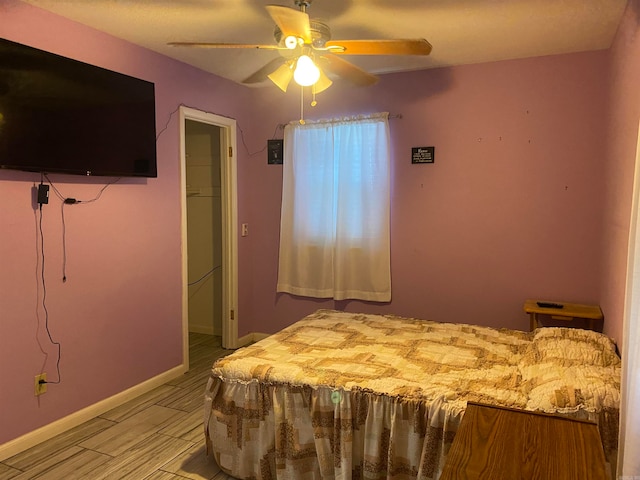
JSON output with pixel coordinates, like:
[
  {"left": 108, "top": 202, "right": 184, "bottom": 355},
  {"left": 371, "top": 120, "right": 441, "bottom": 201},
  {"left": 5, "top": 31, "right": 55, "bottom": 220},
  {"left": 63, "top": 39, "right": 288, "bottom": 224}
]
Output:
[{"left": 35, "top": 373, "right": 47, "bottom": 396}]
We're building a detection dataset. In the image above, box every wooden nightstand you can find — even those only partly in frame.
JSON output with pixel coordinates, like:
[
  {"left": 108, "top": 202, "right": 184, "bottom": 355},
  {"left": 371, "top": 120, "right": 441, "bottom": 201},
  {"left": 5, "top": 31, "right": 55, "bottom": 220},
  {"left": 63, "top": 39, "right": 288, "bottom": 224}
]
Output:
[
  {"left": 440, "top": 402, "right": 608, "bottom": 480},
  {"left": 523, "top": 299, "right": 603, "bottom": 331}
]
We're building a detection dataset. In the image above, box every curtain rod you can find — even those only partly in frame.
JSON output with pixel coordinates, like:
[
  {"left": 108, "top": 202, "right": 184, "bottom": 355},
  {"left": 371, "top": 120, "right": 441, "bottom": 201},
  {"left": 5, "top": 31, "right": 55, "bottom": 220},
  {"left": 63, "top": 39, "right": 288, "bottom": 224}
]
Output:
[{"left": 277, "top": 113, "right": 402, "bottom": 130}]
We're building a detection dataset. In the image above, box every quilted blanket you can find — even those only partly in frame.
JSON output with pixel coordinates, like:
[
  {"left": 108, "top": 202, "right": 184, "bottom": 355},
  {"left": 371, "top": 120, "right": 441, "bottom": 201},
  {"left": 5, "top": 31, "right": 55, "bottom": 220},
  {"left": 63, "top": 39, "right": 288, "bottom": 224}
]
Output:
[{"left": 204, "top": 309, "right": 620, "bottom": 479}]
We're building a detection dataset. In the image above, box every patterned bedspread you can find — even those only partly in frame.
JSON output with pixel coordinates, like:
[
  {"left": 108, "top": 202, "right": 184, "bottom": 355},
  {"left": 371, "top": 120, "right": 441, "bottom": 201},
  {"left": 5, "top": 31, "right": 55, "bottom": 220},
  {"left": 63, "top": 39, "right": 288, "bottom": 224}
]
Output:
[{"left": 204, "top": 309, "right": 620, "bottom": 479}]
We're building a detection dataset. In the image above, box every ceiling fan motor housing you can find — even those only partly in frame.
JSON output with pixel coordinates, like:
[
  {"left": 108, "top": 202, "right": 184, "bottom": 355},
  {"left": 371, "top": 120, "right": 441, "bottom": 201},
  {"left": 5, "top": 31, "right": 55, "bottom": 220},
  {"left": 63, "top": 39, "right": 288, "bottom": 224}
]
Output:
[{"left": 274, "top": 20, "right": 331, "bottom": 49}]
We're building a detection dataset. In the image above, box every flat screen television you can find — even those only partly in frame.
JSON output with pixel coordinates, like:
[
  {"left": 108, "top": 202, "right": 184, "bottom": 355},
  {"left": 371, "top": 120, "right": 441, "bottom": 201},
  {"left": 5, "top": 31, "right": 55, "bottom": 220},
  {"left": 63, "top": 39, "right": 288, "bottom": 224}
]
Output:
[{"left": 0, "top": 37, "right": 157, "bottom": 178}]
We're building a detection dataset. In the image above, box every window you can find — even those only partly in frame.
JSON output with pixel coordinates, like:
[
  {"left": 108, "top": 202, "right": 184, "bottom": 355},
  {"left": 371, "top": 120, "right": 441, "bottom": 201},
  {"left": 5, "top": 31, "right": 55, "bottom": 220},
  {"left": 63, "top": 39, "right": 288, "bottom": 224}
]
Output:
[{"left": 277, "top": 113, "right": 391, "bottom": 302}]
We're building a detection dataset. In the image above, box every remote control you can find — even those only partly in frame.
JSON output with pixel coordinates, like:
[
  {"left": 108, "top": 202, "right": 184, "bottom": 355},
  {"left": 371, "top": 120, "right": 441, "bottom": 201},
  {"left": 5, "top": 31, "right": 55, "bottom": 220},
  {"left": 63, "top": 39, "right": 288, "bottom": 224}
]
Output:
[{"left": 536, "top": 302, "right": 563, "bottom": 309}]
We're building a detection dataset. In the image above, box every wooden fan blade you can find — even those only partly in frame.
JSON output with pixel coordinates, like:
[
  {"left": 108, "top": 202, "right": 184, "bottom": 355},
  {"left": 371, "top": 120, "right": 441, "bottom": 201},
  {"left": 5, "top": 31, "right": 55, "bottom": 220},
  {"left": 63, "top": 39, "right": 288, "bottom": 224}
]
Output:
[
  {"left": 325, "top": 39, "right": 432, "bottom": 56},
  {"left": 243, "top": 57, "right": 288, "bottom": 84},
  {"left": 265, "top": 5, "right": 311, "bottom": 43},
  {"left": 318, "top": 55, "right": 379, "bottom": 87},
  {"left": 168, "top": 42, "right": 281, "bottom": 50}
]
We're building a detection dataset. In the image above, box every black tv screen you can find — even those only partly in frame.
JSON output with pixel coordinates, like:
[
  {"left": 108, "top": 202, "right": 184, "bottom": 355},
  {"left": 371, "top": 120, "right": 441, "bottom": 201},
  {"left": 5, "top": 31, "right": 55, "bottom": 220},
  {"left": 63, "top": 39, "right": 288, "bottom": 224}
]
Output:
[{"left": 0, "top": 38, "right": 157, "bottom": 178}]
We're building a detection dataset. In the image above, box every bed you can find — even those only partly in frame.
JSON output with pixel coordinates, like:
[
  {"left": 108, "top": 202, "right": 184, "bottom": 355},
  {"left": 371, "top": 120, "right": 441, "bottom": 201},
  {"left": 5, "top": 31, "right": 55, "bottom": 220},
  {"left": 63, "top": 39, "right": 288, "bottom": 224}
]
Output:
[{"left": 203, "top": 309, "right": 621, "bottom": 479}]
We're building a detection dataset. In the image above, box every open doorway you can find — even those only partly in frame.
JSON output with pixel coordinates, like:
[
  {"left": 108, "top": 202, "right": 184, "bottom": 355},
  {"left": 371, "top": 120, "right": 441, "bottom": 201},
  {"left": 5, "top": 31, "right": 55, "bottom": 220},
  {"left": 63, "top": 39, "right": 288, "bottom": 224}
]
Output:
[
  {"left": 179, "top": 106, "right": 238, "bottom": 367},
  {"left": 185, "top": 120, "right": 223, "bottom": 335}
]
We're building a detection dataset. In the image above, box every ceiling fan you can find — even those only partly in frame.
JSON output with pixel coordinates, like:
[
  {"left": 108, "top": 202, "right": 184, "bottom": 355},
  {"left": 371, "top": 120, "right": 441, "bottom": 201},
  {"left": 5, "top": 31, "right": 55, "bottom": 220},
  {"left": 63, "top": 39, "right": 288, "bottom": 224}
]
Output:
[{"left": 168, "top": 0, "right": 432, "bottom": 94}]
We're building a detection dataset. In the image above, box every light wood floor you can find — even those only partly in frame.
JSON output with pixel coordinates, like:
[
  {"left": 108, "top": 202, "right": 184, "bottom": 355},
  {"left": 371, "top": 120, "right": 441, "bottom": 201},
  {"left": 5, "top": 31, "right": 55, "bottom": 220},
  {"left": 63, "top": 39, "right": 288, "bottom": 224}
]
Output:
[{"left": 0, "top": 333, "right": 236, "bottom": 480}]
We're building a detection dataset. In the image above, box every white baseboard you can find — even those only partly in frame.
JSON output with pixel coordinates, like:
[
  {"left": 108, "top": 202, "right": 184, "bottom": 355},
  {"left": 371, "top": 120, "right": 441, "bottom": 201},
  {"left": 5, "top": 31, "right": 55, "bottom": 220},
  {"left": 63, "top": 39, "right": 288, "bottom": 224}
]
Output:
[
  {"left": 237, "top": 332, "right": 270, "bottom": 347},
  {"left": 188, "top": 324, "right": 215, "bottom": 335},
  {"left": 0, "top": 364, "right": 187, "bottom": 462},
  {"left": 252, "top": 332, "right": 271, "bottom": 342}
]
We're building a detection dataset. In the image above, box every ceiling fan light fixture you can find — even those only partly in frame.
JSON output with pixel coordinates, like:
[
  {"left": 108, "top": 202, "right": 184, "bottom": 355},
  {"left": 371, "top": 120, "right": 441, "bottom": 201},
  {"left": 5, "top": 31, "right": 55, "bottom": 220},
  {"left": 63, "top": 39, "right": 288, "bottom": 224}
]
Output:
[
  {"left": 267, "top": 62, "right": 294, "bottom": 92},
  {"left": 313, "top": 69, "right": 332, "bottom": 94},
  {"left": 284, "top": 35, "right": 299, "bottom": 49},
  {"left": 293, "top": 54, "right": 320, "bottom": 86}
]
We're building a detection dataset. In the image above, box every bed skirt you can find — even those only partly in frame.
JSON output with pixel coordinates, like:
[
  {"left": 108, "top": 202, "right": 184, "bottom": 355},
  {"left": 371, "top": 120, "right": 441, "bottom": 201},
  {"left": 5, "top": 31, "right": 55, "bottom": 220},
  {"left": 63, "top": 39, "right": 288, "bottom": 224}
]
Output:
[{"left": 205, "top": 377, "right": 465, "bottom": 480}]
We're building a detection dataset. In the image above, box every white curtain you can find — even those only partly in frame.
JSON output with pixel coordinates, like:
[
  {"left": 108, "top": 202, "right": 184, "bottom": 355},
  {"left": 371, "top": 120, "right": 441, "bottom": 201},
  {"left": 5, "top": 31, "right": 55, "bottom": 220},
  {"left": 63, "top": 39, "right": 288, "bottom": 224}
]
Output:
[
  {"left": 277, "top": 113, "right": 391, "bottom": 302},
  {"left": 620, "top": 123, "right": 640, "bottom": 476}
]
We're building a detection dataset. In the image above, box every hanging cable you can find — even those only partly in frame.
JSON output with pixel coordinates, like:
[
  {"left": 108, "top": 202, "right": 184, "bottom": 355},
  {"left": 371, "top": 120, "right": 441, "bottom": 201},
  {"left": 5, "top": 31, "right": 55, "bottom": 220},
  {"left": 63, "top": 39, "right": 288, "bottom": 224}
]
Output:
[
  {"left": 188, "top": 265, "right": 222, "bottom": 287},
  {"left": 61, "top": 201, "right": 68, "bottom": 282},
  {"left": 160, "top": 102, "right": 284, "bottom": 159},
  {"left": 37, "top": 196, "right": 62, "bottom": 385},
  {"left": 44, "top": 174, "right": 120, "bottom": 282},
  {"left": 45, "top": 174, "right": 120, "bottom": 204}
]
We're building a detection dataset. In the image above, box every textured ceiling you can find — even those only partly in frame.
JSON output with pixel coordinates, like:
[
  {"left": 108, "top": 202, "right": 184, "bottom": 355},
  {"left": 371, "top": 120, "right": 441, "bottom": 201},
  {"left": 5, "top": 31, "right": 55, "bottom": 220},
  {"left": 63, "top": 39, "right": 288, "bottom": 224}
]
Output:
[{"left": 22, "top": 0, "right": 628, "bottom": 87}]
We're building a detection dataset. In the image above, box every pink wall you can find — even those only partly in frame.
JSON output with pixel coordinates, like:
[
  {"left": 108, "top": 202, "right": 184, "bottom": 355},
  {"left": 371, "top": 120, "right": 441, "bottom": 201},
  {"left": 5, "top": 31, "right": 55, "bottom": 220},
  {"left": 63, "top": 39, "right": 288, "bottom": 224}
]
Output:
[
  {"left": 2, "top": 0, "right": 637, "bottom": 452},
  {"left": 240, "top": 51, "right": 609, "bottom": 335},
  {"left": 601, "top": 0, "right": 640, "bottom": 349},
  {"left": 0, "top": 1, "right": 254, "bottom": 444}
]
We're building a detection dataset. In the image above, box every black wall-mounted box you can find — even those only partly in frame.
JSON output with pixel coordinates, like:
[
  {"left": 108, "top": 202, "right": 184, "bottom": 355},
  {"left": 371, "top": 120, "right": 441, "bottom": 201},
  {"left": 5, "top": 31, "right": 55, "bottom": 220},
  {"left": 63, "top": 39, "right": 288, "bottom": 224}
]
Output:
[
  {"left": 267, "top": 139, "right": 284, "bottom": 165},
  {"left": 37, "top": 184, "right": 49, "bottom": 205}
]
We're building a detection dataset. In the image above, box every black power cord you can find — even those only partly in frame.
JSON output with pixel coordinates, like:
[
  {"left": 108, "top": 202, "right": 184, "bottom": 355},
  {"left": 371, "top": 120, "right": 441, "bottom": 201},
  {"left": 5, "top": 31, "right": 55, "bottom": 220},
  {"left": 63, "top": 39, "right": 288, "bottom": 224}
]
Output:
[
  {"left": 45, "top": 174, "right": 120, "bottom": 282},
  {"left": 188, "top": 265, "right": 222, "bottom": 287},
  {"left": 37, "top": 179, "right": 62, "bottom": 386},
  {"left": 159, "top": 102, "right": 283, "bottom": 158},
  {"left": 35, "top": 174, "right": 119, "bottom": 386}
]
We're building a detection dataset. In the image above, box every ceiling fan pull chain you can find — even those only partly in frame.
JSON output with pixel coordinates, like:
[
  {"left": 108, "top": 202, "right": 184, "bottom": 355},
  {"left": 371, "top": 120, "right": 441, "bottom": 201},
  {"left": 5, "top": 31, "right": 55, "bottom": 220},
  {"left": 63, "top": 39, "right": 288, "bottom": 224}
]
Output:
[{"left": 299, "top": 85, "right": 306, "bottom": 124}]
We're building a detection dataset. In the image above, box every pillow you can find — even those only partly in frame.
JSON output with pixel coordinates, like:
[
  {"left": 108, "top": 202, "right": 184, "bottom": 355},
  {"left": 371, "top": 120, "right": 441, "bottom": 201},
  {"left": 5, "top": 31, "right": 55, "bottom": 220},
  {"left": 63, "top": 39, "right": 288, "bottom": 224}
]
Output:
[
  {"left": 521, "top": 327, "right": 620, "bottom": 368},
  {"left": 521, "top": 363, "right": 621, "bottom": 412}
]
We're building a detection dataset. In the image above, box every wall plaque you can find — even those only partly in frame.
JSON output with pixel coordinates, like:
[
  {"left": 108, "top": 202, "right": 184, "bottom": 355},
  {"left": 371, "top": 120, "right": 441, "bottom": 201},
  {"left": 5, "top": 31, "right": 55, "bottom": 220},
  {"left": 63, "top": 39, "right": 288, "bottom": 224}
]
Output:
[{"left": 411, "top": 146, "right": 435, "bottom": 164}]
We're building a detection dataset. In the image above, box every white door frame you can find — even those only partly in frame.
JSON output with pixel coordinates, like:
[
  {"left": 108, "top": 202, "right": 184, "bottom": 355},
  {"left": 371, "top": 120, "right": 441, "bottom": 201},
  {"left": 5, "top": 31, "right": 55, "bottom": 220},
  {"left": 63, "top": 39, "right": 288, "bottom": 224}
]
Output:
[{"left": 180, "top": 106, "right": 238, "bottom": 361}]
